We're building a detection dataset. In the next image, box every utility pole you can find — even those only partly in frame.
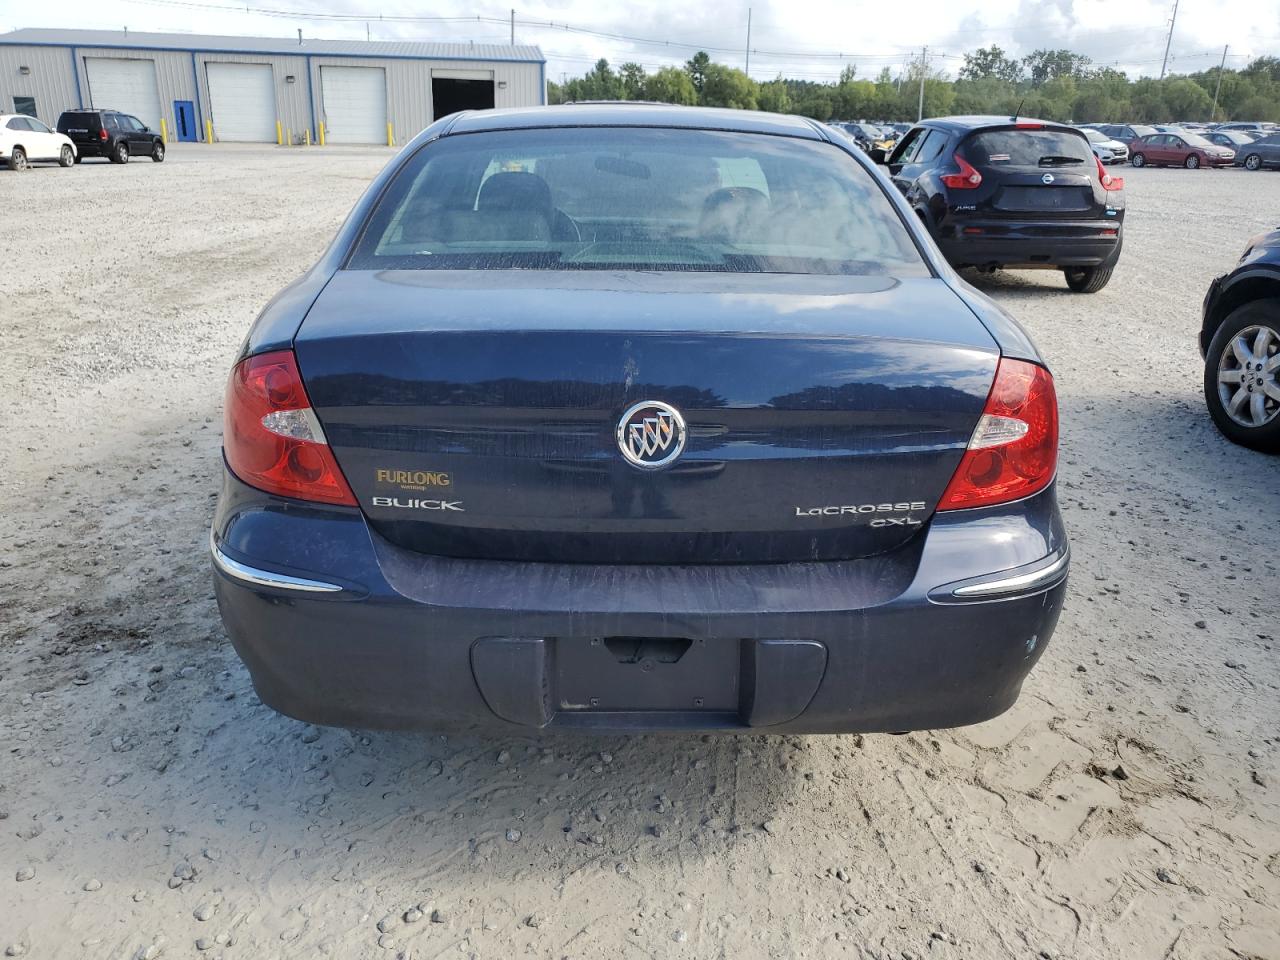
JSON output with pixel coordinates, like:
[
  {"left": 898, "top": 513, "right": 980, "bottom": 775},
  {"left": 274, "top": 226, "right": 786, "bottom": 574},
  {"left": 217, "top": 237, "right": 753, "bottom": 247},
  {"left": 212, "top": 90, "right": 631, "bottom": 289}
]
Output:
[
  {"left": 745, "top": 8, "right": 752, "bottom": 76},
  {"left": 917, "top": 46, "right": 927, "bottom": 121},
  {"left": 510, "top": 9, "right": 515, "bottom": 46},
  {"left": 1210, "top": 44, "right": 1228, "bottom": 120},
  {"left": 1159, "top": 0, "right": 1179, "bottom": 80}
]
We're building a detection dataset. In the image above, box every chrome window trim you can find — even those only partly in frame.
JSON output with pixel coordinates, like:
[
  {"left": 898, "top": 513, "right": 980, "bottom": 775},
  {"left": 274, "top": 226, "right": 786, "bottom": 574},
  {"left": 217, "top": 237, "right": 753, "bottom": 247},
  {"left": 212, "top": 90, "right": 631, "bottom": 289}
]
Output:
[{"left": 209, "top": 530, "right": 343, "bottom": 594}]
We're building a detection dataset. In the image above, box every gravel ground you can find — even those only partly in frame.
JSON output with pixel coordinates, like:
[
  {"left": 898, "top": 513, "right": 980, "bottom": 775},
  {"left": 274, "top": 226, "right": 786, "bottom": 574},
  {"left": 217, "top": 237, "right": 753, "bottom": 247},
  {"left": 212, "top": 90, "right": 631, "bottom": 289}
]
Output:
[{"left": 0, "top": 144, "right": 1277, "bottom": 960}]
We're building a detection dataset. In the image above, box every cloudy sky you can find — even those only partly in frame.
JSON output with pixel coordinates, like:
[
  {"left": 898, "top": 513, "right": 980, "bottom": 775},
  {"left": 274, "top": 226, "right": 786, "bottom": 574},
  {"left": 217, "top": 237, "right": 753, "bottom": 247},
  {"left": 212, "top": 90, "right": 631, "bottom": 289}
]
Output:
[{"left": 3, "top": 0, "right": 1277, "bottom": 82}]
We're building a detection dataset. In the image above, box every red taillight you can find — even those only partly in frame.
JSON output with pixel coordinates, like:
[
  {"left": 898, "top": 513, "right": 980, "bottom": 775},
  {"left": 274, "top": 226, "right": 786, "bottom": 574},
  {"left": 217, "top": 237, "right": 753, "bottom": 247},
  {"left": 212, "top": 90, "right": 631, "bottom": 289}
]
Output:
[
  {"left": 941, "top": 153, "right": 982, "bottom": 190},
  {"left": 1014, "top": 121, "right": 1044, "bottom": 129},
  {"left": 938, "top": 359, "right": 1058, "bottom": 511},
  {"left": 99, "top": 128, "right": 108, "bottom": 141},
  {"left": 223, "top": 350, "right": 357, "bottom": 506},
  {"left": 1095, "top": 155, "right": 1124, "bottom": 191}
]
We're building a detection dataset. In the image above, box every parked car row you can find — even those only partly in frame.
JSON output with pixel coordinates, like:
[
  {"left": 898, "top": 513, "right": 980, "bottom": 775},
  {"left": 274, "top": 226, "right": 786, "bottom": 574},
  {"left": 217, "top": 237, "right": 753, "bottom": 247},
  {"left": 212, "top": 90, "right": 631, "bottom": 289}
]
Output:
[
  {"left": 1, "top": 108, "right": 165, "bottom": 170},
  {"left": 1081, "top": 122, "right": 1280, "bottom": 170},
  {"left": 828, "top": 121, "right": 900, "bottom": 156}
]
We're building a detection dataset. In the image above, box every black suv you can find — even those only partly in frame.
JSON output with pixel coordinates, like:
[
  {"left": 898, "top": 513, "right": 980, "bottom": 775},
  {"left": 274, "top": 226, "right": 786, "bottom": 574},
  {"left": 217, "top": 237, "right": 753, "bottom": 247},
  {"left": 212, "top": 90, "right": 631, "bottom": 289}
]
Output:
[
  {"left": 55, "top": 109, "right": 165, "bottom": 164},
  {"left": 884, "top": 116, "right": 1125, "bottom": 292}
]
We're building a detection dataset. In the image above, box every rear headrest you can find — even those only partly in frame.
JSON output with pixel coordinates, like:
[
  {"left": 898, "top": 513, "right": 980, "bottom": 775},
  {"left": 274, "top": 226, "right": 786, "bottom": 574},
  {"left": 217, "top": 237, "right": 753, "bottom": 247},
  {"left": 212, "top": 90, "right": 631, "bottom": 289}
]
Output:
[
  {"left": 477, "top": 172, "right": 553, "bottom": 213},
  {"left": 699, "top": 186, "right": 770, "bottom": 241}
]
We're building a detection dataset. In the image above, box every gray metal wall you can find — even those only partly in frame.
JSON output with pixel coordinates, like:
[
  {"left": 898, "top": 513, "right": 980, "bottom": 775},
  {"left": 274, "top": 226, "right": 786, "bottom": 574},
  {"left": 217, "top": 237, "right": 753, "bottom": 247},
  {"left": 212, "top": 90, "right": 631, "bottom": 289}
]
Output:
[
  {"left": 0, "top": 45, "right": 81, "bottom": 125},
  {"left": 0, "top": 42, "right": 544, "bottom": 144}
]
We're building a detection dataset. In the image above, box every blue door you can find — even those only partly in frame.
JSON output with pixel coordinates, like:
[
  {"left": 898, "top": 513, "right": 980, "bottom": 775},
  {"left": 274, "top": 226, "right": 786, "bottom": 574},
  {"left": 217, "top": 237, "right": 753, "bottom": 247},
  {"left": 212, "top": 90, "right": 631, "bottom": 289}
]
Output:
[{"left": 173, "top": 100, "right": 197, "bottom": 142}]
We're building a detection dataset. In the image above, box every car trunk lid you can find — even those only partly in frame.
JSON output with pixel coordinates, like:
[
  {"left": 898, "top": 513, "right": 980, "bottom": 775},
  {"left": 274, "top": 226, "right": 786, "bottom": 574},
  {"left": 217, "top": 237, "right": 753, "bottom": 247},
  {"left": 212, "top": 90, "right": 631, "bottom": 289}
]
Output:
[{"left": 294, "top": 270, "right": 999, "bottom": 564}]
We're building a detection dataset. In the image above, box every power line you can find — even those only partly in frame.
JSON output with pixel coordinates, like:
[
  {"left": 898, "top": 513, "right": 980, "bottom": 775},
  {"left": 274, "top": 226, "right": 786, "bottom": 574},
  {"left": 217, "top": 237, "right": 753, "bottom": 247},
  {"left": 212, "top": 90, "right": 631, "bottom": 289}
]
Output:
[{"left": 110, "top": 0, "right": 1275, "bottom": 78}]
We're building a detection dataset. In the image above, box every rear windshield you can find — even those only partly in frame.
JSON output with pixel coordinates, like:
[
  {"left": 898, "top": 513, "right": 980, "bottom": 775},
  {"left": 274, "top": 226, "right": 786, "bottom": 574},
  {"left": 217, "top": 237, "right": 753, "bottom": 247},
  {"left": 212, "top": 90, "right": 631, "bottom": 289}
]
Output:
[
  {"left": 1130, "top": 125, "right": 1157, "bottom": 137},
  {"left": 348, "top": 127, "right": 928, "bottom": 276},
  {"left": 963, "top": 129, "right": 1094, "bottom": 167},
  {"left": 57, "top": 112, "right": 101, "bottom": 130}
]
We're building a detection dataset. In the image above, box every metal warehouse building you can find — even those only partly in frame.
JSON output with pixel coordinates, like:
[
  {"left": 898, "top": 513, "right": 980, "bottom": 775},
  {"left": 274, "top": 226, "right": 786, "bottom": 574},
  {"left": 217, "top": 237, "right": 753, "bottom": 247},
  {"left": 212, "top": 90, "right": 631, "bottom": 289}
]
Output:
[{"left": 0, "top": 28, "right": 546, "bottom": 145}]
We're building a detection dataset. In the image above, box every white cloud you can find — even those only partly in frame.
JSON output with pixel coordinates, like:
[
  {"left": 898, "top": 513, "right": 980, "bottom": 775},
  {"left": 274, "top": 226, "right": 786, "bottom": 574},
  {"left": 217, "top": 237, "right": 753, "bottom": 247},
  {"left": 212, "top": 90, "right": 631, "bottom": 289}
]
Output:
[{"left": 3, "top": 0, "right": 1277, "bottom": 81}]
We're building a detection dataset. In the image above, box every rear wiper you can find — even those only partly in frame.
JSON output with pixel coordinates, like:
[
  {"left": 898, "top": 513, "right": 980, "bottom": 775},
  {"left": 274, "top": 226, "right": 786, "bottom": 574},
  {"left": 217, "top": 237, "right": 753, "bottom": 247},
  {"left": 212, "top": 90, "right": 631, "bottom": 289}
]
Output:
[{"left": 1039, "top": 155, "right": 1085, "bottom": 166}]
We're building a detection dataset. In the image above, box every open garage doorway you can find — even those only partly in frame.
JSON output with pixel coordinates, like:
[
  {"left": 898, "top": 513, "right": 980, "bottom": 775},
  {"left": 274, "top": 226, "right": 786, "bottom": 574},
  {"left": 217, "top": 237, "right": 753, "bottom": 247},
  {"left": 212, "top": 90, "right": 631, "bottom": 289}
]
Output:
[{"left": 432, "top": 70, "right": 495, "bottom": 121}]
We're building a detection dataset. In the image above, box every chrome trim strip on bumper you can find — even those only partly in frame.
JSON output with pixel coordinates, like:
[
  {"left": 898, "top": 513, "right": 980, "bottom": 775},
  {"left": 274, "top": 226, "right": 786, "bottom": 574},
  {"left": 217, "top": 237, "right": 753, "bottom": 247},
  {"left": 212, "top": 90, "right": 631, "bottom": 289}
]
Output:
[
  {"left": 951, "top": 551, "right": 1070, "bottom": 599},
  {"left": 209, "top": 530, "right": 343, "bottom": 594}
]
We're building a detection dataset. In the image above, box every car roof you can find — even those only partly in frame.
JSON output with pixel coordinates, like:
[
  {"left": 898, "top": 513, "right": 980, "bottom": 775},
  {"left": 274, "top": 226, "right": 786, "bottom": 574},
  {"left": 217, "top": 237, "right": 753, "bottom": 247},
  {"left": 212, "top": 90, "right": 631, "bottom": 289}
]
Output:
[
  {"left": 912, "top": 115, "right": 1079, "bottom": 134},
  {"left": 444, "top": 103, "right": 826, "bottom": 139}
]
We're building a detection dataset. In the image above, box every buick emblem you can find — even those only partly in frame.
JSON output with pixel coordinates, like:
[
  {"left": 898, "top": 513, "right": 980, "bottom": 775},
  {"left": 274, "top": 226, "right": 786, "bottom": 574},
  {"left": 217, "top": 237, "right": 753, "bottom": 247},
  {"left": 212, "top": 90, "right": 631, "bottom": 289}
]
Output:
[
  {"left": 1041, "top": 173, "right": 1055, "bottom": 184},
  {"left": 616, "top": 400, "right": 686, "bottom": 469}
]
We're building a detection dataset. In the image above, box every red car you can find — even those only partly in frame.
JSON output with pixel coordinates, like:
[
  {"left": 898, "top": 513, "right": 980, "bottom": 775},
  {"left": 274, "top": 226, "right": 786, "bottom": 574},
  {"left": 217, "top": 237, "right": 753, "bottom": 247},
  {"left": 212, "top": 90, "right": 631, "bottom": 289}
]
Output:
[{"left": 1131, "top": 133, "right": 1235, "bottom": 169}]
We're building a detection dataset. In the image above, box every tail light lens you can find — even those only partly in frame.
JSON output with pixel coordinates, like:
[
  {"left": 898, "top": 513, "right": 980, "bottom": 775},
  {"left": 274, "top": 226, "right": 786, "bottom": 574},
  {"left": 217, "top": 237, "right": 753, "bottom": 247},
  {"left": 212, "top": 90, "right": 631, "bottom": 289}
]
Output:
[
  {"left": 223, "top": 350, "right": 357, "bottom": 506},
  {"left": 1095, "top": 155, "right": 1124, "bottom": 191},
  {"left": 99, "top": 128, "right": 108, "bottom": 141},
  {"left": 938, "top": 359, "right": 1058, "bottom": 511},
  {"left": 941, "top": 153, "right": 983, "bottom": 190}
]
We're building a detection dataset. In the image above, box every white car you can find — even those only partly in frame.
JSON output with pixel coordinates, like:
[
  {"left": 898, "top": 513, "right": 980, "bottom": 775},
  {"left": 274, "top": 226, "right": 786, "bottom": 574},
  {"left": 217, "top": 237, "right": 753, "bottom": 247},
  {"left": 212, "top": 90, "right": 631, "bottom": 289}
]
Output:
[
  {"left": 1080, "top": 126, "right": 1130, "bottom": 164},
  {"left": 0, "top": 114, "right": 77, "bottom": 170}
]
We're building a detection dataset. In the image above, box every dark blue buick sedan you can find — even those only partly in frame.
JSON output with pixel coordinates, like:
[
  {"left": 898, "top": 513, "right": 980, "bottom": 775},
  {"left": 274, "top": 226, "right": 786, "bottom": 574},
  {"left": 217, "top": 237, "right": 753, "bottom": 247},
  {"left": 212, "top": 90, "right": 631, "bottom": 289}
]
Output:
[{"left": 211, "top": 104, "right": 1068, "bottom": 734}]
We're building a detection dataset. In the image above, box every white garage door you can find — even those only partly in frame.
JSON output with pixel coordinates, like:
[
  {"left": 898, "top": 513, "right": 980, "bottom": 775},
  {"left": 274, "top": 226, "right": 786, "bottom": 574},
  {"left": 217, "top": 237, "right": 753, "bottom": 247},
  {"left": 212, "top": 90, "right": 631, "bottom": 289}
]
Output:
[
  {"left": 85, "top": 58, "right": 161, "bottom": 132},
  {"left": 320, "top": 66, "right": 386, "bottom": 144},
  {"left": 206, "top": 62, "right": 277, "bottom": 142}
]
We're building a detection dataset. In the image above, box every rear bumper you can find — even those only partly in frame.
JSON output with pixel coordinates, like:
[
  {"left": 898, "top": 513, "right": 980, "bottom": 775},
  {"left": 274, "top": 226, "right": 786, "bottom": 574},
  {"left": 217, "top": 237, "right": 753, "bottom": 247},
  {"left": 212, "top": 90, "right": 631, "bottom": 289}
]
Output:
[
  {"left": 937, "top": 221, "right": 1123, "bottom": 270},
  {"left": 212, "top": 468, "right": 1069, "bottom": 734}
]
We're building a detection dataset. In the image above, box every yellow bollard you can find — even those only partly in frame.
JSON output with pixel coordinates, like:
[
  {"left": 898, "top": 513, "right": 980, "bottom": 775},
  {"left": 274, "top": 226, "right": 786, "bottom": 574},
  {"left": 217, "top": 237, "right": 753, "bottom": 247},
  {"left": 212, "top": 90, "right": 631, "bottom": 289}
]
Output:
[
  {"left": 276, "top": 120, "right": 282, "bottom": 146},
  {"left": 386, "top": 122, "right": 393, "bottom": 147},
  {"left": 159, "top": 118, "right": 168, "bottom": 144},
  {"left": 305, "top": 128, "right": 311, "bottom": 147},
  {"left": 205, "top": 119, "right": 213, "bottom": 143},
  {"left": 286, "top": 128, "right": 292, "bottom": 146},
  {"left": 318, "top": 122, "right": 325, "bottom": 146}
]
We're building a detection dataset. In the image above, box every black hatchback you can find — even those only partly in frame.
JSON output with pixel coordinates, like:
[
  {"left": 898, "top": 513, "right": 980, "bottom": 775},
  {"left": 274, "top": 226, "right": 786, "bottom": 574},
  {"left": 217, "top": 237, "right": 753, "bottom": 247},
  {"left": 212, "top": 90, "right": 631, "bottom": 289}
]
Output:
[{"left": 884, "top": 116, "right": 1125, "bottom": 292}]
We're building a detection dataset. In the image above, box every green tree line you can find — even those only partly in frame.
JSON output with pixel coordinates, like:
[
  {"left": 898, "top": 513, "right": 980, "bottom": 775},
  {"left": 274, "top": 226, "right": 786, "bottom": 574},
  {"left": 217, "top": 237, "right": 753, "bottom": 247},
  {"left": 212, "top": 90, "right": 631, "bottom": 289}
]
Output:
[{"left": 547, "top": 46, "right": 1280, "bottom": 123}]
